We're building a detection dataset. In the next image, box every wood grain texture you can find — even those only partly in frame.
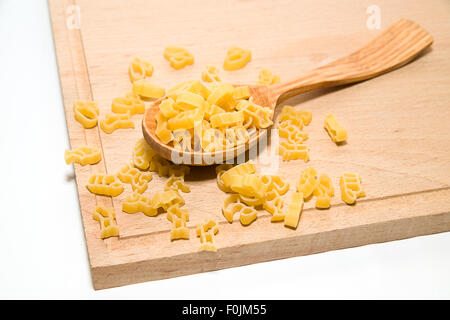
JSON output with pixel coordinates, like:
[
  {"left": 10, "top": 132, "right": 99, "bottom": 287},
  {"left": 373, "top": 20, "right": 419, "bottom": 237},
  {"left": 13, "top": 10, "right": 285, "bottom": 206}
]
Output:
[{"left": 48, "top": 0, "right": 450, "bottom": 289}]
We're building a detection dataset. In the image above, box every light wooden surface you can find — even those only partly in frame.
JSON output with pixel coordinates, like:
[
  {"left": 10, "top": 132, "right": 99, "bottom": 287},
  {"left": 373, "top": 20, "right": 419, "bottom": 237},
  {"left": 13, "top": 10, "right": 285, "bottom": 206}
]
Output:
[
  {"left": 49, "top": 0, "right": 450, "bottom": 290},
  {"left": 143, "top": 18, "right": 433, "bottom": 164}
]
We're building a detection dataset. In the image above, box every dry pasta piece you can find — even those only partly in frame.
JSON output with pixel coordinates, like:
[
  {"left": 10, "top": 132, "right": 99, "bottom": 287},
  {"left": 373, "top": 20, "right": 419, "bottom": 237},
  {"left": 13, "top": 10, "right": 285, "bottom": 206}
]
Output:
[
  {"left": 165, "top": 175, "right": 190, "bottom": 193},
  {"left": 207, "top": 83, "right": 236, "bottom": 111},
  {"left": 223, "top": 47, "right": 252, "bottom": 71},
  {"left": 202, "top": 65, "right": 221, "bottom": 82},
  {"left": 284, "top": 192, "right": 304, "bottom": 229},
  {"left": 133, "top": 138, "right": 156, "bottom": 170},
  {"left": 93, "top": 205, "right": 119, "bottom": 239},
  {"left": 164, "top": 46, "right": 194, "bottom": 70},
  {"left": 296, "top": 167, "right": 318, "bottom": 199},
  {"left": 264, "top": 190, "right": 285, "bottom": 222},
  {"left": 176, "top": 91, "right": 205, "bottom": 110},
  {"left": 313, "top": 174, "right": 334, "bottom": 209},
  {"left": 278, "top": 121, "right": 308, "bottom": 143},
  {"left": 117, "top": 163, "right": 153, "bottom": 193},
  {"left": 155, "top": 113, "right": 173, "bottom": 144},
  {"left": 235, "top": 100, "right": 273, "bottom": 129},
  {"left": 278, "top": 140, "right": 309, "bottom": 162},
  {"left": 129, "top": 58, "right": 153, "bottom": 82},
  {"left": 159, "top": 97, "right": 178, "bottom": 118},
  {"left": 73, "top": 101, "right": 99, "bottom": 129},
  {"left": 324, "top": 113, "right": 347, "bottom": 143},
  {"left": 340, "top": 173, "right": 365, "bottom": 204},
  {"left": 280, "top": 106, "right": 312, "bottom": 126},
  {"left": 233, "top": 86, "right": 251, "bottom": 100},
  {"left": 216, "top": 164, "right": 234, "bottom": 192},
  {"left": 167, "top": 204, "right": 190, "bottom": 241},
  {"left": 220, "top": 161, "right": 256, "bottom": 188},
  {"left": 210, "top": 111, "right": 244, "bottom": 128},
  {"left": 65, "top": 146, "right": 101, "bottom": 166},
  {"left": 122, "top": 190, "right": 185, "bottom": 216},
  {"left": 129, "top": 57, "right": 153, "bottom": 83},
  {"left": 133, "top": 79, "right": 165, "bottom": 99},
  {"left": 228, "top": 174, "right": 268, "bottom": 199},
  {"left": 196, "top": 220, "right": 219, "bottom": 252},
  {"left": 204, "top": 103, "right": 226, "bottom": 121},
  {"left": 86, "top": 174, "right": 124, "bottom": 197},
  {"left": 258, "top": 69, "right": 280, "bottom": 85},
  {"left": 100, "top": 113, "right": 134, "bottom": 134},
  {"left": 167, "top": 107, "right": 204, "bottom": 130},
  {"left": 111, "top": 92, "right": 145, "bottom": 115}
]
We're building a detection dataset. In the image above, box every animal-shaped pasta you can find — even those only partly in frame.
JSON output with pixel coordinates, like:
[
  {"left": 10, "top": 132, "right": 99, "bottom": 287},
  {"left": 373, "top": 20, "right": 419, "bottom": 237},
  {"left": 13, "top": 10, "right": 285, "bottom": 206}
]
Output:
[
  {"left": 111, "top": 92, "right": 145, "bottom": 115},
  {"left": 280, "top": 106, "right": 312, "bottom": 126},
  {"left": 133, "top": 138, "right": 156, "bottom": 170},
  {"left": 167, "top": 204, "right": 190, "bottom": 241},
  {"left": 324, "top": 113, "right": 347, "bottom": 143},
  {"left": 284, "top": 192, "right": 304, "bottom": 229},
  {"left": 129, "top": 57, "right": 153, "bottom": 83},
  {"left": 296, "top": 167, "right": 318, "bottom": 199},
  {"left": 313, "top": 174, "right": 334, "bottom": 209},
  {"left": 258, "top": 69, "right": 280, "bottom": 85},
  {"left": 235, "top": 100, "right": 273, "bottom": 129},
  {"left": 202, "top": 65, "right": 221, "bottom": 82},
  {"left": 65, "top": 146, "right": 101, "bottom": 166},
  {"left": 165, "top": 175, "right": 190, "bottom": 193},
  {"left": 117, "top": 163, "right": 153, "bottom": 193},
  {"left": 73, "top": 101, "right": 99, "bottom": 129},
  {"left": 122, "top": 190, "right": 185, "bottom": 216},
  {"left": 222, "top": 194, "right": 258, "bottom": 225},
  {"left": 278, "top": 121, "right": 308, "bottom": 144},
  {"left": 133, "top": 79, "right": 166, "bottom": 99},
  {"left": 233, "top": 86, "right": 251, "bottom": 100},
  {"left": 156, "top": 113, "right": 173, "bottom": 144},
  {"left": 100, "top": 113, "right": 134, "bottom": 134},
  {"left": 278, "top": 140, "right": 309, "bottom": 162},
  {"left": 86, "top": 173, "right": 124, "bottom": 197},
  {"left": 93, "top": 205, "right": 119, "bottom": 239},
  {"left": 223, "top": 47, "right": 252, "bottom": 71},
  {"left": 196, "top": 220, "right": 219, "bottom": 252},
  {"left": 164, "top": 46, "right": 194, "bottom": 70},
  {"left": 340, "top": 173, "right": 365, "bottom": 204}
]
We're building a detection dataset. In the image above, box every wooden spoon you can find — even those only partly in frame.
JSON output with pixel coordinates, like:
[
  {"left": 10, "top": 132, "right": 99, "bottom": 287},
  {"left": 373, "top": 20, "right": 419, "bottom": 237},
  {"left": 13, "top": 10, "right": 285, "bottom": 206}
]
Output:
[{"left": 143, "top": 19, "right": 433, "bottom": 165}]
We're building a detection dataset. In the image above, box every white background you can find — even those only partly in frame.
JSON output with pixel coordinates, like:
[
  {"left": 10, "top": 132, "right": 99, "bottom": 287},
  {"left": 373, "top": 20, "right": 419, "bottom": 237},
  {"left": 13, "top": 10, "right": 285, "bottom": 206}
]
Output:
[{"left": 0, "top": 0, "right": 449, "bottom": 299}]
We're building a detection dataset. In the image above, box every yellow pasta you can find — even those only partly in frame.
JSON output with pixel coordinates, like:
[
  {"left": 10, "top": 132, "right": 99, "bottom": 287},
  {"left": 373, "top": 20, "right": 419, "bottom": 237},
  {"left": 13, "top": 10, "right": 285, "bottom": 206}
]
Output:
[
  {"left": 164, "top": 46, "right": 194, "bottom": 70},
  {"left": 93, "top": 205, "right": 119, "bottom": 239},
  {"left": 223, "top": 47, "right": 252, "bottom": 71},
  {"left": 210, "top": 111, "right": 244, "bottom": 128},
  {"left": 284, "top": 192, "right": 304, "bottom": 229},
  {"left": 117, "top": 163, "right": 153, "bottom": 194},
  {"left": 278, "top": 121, "right": 308, "bottom": 143},
  {"left": 233, "top": 86, "right": 251, "bottom": 100},
  {"left": 235, "top": 100, "right": 273, "bottom": 129},
  {"left": 167, "top": 204, "right": 190, "bottom": 241},
  {"left": 280, "top": 106, "right": 312, "bottom": 126},
  {"left": 228, "top": 174, "right": 268, "bottom": 199},
  {"left": 258, "top": 69, "right": 280, "bottom": 85},
  {"left": 176, "top": 91, "right": 205, "bottom": 110},
  {"left": 86, "top": 173, "right": 124, "bottom": 197},
  {"left": 111, "top": 92, "right": 145, "bottom": 115},
  {"left": 73, "top": 101, "right": 99, "bottom": 129},
  {"left": 278, "top": 140, "right": 309, "bottom": 162},
  {"left": 165, "top": 175, "right": 190, "bottom": 193},
  {"left": 296, "top": 167, "right": 318, "bottom": 199},
  {"left": 207, "top": 83, "right": 236, "bottom": 111},
  {"left": 100, "top": 113, "right": 134, "bottom": 134},
  {"left": 313, "top": 174, "right": 334, "bottom": 209},
  {"left": 263, "top": 190, "right": 285, "bottom": 222},
  {"left": 122, "top": 190, "right": 185, "bottom": 216},
  {"left": 155, "top": 113, "right": 173, "bottom": 144},
  {"left": 133, "top": 138, "right": 156, "bottom": 170},
  {"left": 340, "top": 173, "right": 365, "bottom": 204},
  {"left": 65, "top": 146, "right": 101, "bottom": 166},
  {"left": 324, "top": 113, "right": 347, "bottom": 143},
  {"left": 196, "top": 220, "right": 219, "bottom": 252},
  {"left": 216, "top": 164, "right": 234, "bottom": 192},
  {"left": 133, "top": 79, "right": 166, "bottom": 99},
  {"left": 159, "top": 97, "right": 177, "bottom": 118},
  {"left": 220, "top": 161, "right": 256, "bottom": 188},
  {"left": 129, "top": 57, "right": 154, "bottom": 83},
  {"left": 202, "top": 65, "right": 221, "bottom": 82},
  {"left": 167, "top": 107, "right": 204, "bottom": 130}
]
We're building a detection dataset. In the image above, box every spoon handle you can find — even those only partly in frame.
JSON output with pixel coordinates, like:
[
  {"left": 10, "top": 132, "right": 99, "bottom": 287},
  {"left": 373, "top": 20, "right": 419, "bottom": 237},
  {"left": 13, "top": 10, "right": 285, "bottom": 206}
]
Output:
[{"left": 272, "top": 19, "right": 433, "bottom": 104}]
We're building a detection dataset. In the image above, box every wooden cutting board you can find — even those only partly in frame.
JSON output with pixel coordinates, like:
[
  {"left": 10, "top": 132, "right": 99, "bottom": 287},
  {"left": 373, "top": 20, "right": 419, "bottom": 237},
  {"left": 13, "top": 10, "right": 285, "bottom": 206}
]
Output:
[{"left": 48, "top": 0, "right": 450, "bottom": 290}]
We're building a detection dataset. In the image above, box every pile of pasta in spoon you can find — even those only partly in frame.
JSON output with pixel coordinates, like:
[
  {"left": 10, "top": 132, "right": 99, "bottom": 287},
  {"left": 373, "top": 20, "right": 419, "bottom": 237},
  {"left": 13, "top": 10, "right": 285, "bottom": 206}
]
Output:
[{"left": 155, "top": 80, "right": 273, "bottom": 152}]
